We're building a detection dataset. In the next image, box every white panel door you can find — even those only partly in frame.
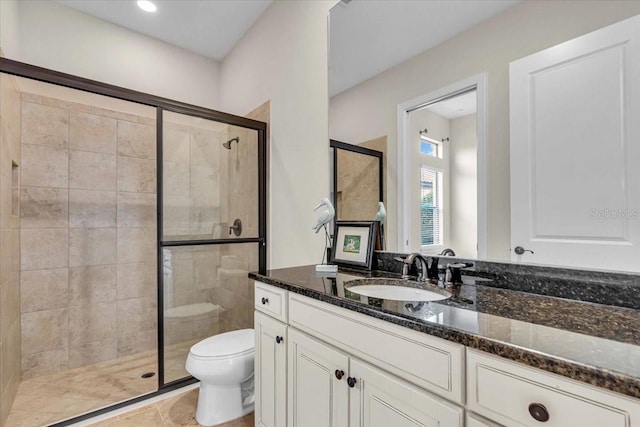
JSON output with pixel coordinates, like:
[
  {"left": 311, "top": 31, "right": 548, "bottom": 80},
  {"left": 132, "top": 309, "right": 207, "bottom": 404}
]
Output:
[
  {"left": 349, "top": 358, "right": 463, "bottom": 427},
  {"left": 255, "top": 311, "right": 287, "bottom": 427},
  {"left": 510, "top": 14, "right": 640, "bottom": 271},
  {"left": 287, "top": 328, "right": 349, "bottom": 427}
]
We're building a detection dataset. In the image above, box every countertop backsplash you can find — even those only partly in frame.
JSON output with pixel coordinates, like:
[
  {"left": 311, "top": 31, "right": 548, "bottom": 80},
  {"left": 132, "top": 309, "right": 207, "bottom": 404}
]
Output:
[{"left": 374, "top": 251, "right": 640, "bottom": 310}]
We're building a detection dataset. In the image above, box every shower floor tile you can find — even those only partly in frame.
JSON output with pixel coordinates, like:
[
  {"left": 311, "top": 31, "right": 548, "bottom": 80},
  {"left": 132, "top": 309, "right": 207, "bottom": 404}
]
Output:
[
  {"left": 5, "top": 340, "right": 196, "bottom": 427},
  {"left": 88, "top": 389, "right": 254, "bottom": 427}
]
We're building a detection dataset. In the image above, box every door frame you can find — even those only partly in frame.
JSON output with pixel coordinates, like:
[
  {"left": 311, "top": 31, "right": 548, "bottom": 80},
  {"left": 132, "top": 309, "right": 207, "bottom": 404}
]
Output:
[{"left": 396, "top": 74, "right": 488, "bottom": 257}]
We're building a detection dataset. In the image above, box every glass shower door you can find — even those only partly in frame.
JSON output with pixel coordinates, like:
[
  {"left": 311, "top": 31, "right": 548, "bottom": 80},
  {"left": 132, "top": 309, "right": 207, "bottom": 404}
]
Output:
[{"left": 160, "top": 110, "right": 264, "bottom": 384}]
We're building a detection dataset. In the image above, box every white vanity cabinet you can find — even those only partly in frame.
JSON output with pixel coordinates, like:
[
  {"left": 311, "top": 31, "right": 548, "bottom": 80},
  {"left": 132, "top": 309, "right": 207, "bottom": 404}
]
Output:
[
  {"left": 254, "top": 282, "right": 289, "bottom": 427},
  {"left": 254, "top": 281, "right": 464, "bottom": 427},
  {"left": 467, "top": 349, "right": 640, "bottom": 427},
  {"left": 287, "top": 328, "right": 349, "bottom": 427}
]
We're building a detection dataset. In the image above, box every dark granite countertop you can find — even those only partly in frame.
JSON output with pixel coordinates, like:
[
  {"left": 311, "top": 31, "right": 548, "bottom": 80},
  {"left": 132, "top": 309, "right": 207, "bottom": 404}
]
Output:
[{"left": 249, "top": 265, "right": 640, "bottom": 400}]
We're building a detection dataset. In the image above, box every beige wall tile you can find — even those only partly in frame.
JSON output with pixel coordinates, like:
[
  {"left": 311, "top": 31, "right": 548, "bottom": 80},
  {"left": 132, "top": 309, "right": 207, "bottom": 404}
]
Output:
[
  {"left": 69, "top": 265, "right": 116, "bottom": 306},
  {"left": 21, "top": 186, "right": 68, "bottom": 228},
  {"left": 20, "top": 144, "right": 68, "bottom": 188},
  {"left": 0, "top": 118, "right": 18, "bottom": 179},
  {"left": 117, "top": 192, "right": 156, "bottom": 228},
  {"left": 117, "top": 121, "right": 155, "bottom": 159},
  {"left": 163, "top": 128, "right": 190, "bottom": 163},
  {"left": 117, "top": 227, "right": 156, "bottom": 264},
  {"left": 163, "top": 194, "right": 191, "bottom": 238},
  {"left": 116, "top": 297, "right": 156, "bottom": 337},
  {"left": 69, "top": 150, "right": 117, "bottom": 191},
  {"left": 21, "top": 308, "right": 68, "bottom": 355},
  {"left": 117, "top": 329, "right": 156, "bottom": 357},
  {"left": 21, "top": 102, "right": 68, "bottom": 149},
  {"left": 20, "top": 228, "right": 67, "bottom": 271},
  {"left": 69, "top": 228, "right": 116, "bottom": 267},
  {"left": 117, "top": 156, "right": 156, "bottom": 193},
  {"left": 68, "top": 338, "right": 117, "bottom": 369},
  {"left": 20, "top": 268, "right": 69, "bottom": 313},
  {"left": 163, "top": 161, "right": 190, "bottom": 197},
  {"left": 69, "top": 302, "right": 117, "bottom": 346},
  {"left": 0, "top": 274, "right": 20, "bottom": 339},
  {"left": 170, "top": 257, "right": 194, "bottom": 296},
  {"left": 21, "top": 347, "right": 68, "bottom": 379},
  {"left": 117, "top": 262, "right": 156, "bottom": 300},
  {"left": 194, "top": 249, "right": 220, "bottom": 289},
  {"left": 1, "top": 228, "right": 20, "bottom": 283},
  {"left": 1, "top": 73, "right": 22, "bottom": 138},
  {"left": 69, "top": 189, "right": 116, "bottom": 228},
  {"left": 69, "top": 111, "right": 117, "bottom": 154},
  {"left": 1, "top": 320, "right": 21, "bottom": 396},
  {"left": 191, "top": 129, "right": 222, "bottom": 168}
]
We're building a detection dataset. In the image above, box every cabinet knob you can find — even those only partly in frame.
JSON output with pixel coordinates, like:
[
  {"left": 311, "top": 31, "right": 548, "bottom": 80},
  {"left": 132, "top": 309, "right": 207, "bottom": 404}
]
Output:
[
  {"left": 528, "top": 403, "right": 549, "bottom": 422},
  {"left": 347, "top": 377, "right": 357, "bottom": 388},
  {"left": 334, "top": 370, "right": 344, "bottom": 380},
  {"left": 275, "top": 336, "right": 283, "bottom": 344},
  {"left": 261, "top": 297, "right": 269, "bottom": 305}
]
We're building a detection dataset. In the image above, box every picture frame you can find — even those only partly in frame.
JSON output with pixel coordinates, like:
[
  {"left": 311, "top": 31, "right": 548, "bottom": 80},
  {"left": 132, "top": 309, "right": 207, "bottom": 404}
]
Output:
[{"left": 330, "top": 221, "right": 378, "bottom": 270}]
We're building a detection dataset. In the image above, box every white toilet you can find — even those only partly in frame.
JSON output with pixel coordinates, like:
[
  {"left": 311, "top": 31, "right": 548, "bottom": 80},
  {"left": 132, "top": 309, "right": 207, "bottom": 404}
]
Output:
[{"left": 185, "top": 329, "right": 255, "bottom": 426}]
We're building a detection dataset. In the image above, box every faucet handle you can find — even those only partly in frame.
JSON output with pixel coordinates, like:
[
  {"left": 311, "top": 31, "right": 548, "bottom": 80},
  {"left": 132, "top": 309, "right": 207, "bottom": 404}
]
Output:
[
  {"left": 445, "top": 262, "right": 473, "bottom": 285},
  {"left": 393, "top": 257, "right": 411, "bottom": 278}
]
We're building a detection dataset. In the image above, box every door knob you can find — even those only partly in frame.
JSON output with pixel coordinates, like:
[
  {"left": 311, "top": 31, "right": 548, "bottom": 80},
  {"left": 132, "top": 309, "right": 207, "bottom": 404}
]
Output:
[
  {"left": 514, "top": 246, "right": 534, "bottom": 255},
  {"left": 334, "top": 370, "right": 344, "bottom": 380}
]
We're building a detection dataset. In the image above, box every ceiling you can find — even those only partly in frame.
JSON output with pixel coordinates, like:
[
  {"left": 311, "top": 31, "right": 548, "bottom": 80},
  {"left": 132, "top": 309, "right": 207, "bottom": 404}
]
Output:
[
  {"left": 56, "top": 0, "right": 272, "bottom": 61},
  {"left": 426, "top": 90, "right": 477, "bottom": 120},
  {"left": 329, "top": 0, "right": 520, "bottom": 97}
]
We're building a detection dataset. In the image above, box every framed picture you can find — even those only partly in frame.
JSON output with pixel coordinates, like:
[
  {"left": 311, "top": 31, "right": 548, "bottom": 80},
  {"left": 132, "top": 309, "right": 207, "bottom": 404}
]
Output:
[{"left": 331, "top": 221, "right": 378, "bottom": 270}]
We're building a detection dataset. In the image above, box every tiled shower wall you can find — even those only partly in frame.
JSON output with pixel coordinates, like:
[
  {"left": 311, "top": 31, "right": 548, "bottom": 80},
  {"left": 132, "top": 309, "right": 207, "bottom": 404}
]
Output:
[
  {"left": 19, "top": 93, "right": 157, "bottom": 380},
  {"left": 0, "top": 72, "right": 22, "bottom": 426},
  {"left": 161, "top": 107, "right": 263, "bottom": 374}
]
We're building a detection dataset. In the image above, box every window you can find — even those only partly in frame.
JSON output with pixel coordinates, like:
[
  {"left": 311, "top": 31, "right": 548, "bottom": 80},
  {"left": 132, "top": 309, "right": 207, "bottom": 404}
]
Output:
[
  {"left": 420, "top": 137, "right": 440, "bottom": 158},
  {"left": 420, "top": 167, "right": 442, "bottom": 246}
]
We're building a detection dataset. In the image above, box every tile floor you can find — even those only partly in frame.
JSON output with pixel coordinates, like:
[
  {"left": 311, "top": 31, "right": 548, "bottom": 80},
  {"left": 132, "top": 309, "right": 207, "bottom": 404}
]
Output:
[
  {"left": 5, "top": 340, "right": 196, "bottom": 427},
  {"left": 88, "top": 389, "right": 254, "bottom": 427}
]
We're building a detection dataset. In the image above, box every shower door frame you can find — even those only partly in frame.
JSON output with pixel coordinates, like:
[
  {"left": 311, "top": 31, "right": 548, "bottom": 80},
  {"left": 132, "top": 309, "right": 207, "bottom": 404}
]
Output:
[{"left": 0, "top": 57, "right": 267, "bottom": 426}]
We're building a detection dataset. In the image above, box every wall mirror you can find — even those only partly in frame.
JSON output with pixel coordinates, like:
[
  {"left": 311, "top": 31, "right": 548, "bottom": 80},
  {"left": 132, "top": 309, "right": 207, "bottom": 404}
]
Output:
[
  {"left": 328, "top": 0, "right": 640, "bottom": 273},
  {"left": 330, "top": 139, "right": 384, "bottom": 223}
]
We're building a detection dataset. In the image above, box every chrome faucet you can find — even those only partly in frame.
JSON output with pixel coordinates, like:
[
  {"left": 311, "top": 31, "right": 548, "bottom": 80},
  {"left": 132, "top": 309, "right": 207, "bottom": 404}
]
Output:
[{"left": 394, "top": 253, "right": 431, "bottom": 281}]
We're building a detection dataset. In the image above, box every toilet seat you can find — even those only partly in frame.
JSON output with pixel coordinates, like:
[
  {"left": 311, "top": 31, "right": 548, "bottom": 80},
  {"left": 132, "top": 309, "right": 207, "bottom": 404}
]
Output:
[{"left": 189, "top": 329, "right": 254, "bottom": 360}]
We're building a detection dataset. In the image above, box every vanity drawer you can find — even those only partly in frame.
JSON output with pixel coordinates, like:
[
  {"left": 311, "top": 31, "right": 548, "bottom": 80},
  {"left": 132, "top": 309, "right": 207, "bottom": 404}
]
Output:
[
  {"left": 254, "top": 282, "right": 288, "bottom": 322},
  {"left": 288, "top": 293, "right": 464, "bottom": 404},
  {"left": 467, "top": 349, "right": 640, "bottom": 427}
]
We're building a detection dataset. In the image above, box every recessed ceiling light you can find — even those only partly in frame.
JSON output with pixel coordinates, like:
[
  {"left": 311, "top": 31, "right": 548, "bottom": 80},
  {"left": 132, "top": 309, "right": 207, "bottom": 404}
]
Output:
[{"left": 137, "top": 0, "right": 157, "bottom": 13}]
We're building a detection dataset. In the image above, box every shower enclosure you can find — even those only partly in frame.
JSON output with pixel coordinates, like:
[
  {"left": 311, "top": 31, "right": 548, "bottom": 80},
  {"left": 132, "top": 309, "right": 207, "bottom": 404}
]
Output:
[{"left": 0, "top": 58, "right": 266, "bottom": 427}]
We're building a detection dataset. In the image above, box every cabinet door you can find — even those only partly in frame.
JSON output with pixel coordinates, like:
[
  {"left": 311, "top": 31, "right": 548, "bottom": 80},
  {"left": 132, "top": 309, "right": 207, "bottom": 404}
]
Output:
[
  {"left": 287, "top": 328, "right": 349, "bottom": 427},
  {"left": 349, "top": 358, "right": 463, "bottom": 427},
  {"left": 466, "top": 413, "right": 502, "bottom": 427},
  {"left": 255, "top": 311, "right": 287, "bottom": 427}
]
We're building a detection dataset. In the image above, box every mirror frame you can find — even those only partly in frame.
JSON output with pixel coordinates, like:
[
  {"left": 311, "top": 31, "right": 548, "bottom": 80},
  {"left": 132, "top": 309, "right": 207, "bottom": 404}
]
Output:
[{"left": 330, "top": 139, "right": 384, "bottom": 224}]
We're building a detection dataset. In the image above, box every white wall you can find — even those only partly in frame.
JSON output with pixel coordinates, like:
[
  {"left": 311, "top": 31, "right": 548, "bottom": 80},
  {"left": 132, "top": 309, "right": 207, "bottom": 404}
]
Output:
[
  {"left": 0, "top": 0, "right": 19, "bottom": 58},
  {"left": 1, "top": 0, "right": 221, "bottom": 109},
  {"left": 220, "top": 0, "right": 336, "bottom": 269},
  {"left": 329, "top": 1, "right": 640, "bottom": 260},
  {"left": 450, "top": 114, "right": 477, "bottom": 258}
]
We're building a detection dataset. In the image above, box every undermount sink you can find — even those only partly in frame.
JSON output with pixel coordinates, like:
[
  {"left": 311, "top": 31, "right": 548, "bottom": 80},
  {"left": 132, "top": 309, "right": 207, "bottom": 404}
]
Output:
[{"left": 344, "top": 279, "right": 450, "bottom": 302}]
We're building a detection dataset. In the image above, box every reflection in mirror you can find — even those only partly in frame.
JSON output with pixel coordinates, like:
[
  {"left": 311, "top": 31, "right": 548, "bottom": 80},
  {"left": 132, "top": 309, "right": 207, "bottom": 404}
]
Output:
[
  {"left": 331, "top": 139, "right": 383, "bottom": 223},
  {"left": 409, "top": 90, "right": 477, "bottom": 259},
  {"left": 328, "top": 0, "right": 640, "bottom": 272}
]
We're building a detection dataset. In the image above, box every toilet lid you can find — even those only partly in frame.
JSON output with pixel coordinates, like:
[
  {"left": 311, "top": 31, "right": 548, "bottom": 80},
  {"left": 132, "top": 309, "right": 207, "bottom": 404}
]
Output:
[{"left": 190, "top": 329, "right": 254, "bottom": 358}]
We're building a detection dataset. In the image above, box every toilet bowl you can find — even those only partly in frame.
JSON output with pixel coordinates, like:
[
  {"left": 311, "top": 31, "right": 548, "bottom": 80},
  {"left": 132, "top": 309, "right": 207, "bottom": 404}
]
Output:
[{"left": 185, "top": 329, "right": 255, "bottom": 426}]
